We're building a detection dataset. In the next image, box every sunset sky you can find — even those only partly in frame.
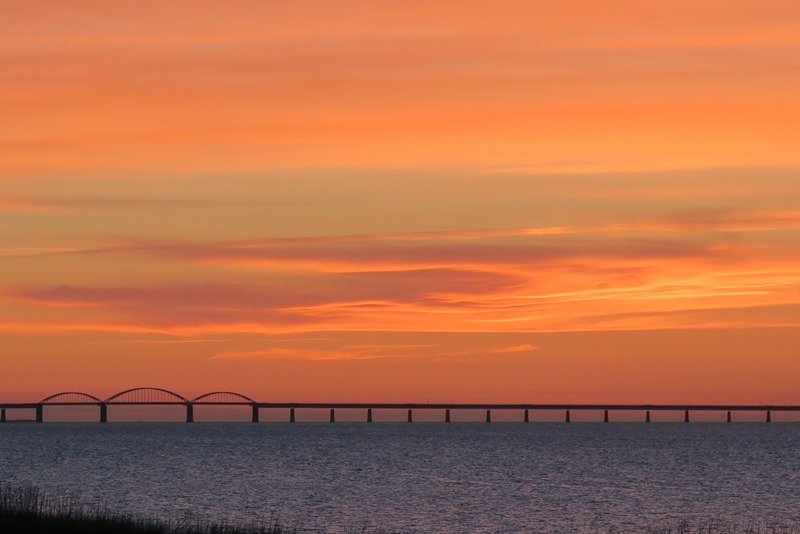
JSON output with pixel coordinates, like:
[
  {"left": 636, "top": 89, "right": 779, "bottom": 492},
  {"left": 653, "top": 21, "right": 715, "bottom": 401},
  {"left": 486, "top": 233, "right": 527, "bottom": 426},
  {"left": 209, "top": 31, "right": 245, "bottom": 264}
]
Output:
[{"left": 2, "top": 1, "right": 800, "bottom": 412}]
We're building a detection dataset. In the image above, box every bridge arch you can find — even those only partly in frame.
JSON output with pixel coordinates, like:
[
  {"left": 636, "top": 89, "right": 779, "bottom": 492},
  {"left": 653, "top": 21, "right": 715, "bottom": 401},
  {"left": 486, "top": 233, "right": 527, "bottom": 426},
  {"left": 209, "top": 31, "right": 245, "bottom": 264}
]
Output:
[
  {"left": 191, "top": 391, "right": 256, "bottom": 404},
  {"left": 105, "top": 387, "right": 188, "bottom": 404},
  {"left": 39, "top": 391, "right": 103, "bottom": 404}
]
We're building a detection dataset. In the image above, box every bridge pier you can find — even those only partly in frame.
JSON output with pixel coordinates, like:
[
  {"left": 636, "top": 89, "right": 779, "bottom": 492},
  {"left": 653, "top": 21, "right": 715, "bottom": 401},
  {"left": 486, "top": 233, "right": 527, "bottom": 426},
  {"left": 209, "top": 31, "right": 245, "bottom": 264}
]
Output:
[
  {"left": 13, "top": 398, "right": 800, "bottom": 425},
  {"left": 1, "top": 408, "right": 5, "bottom": 423}
]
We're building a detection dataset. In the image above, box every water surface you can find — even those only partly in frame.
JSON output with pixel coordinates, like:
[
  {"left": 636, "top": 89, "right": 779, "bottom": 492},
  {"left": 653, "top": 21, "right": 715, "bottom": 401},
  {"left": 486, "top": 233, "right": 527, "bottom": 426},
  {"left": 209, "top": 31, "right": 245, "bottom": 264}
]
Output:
[{"left": 1, "top": 423, "right": 798, "bottom": 532}]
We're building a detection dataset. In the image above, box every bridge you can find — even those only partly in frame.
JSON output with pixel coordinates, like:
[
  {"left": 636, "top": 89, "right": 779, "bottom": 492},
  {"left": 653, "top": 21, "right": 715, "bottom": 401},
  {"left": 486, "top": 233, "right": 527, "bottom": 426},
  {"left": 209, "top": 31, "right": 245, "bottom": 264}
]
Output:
[{"left": 1, "top": 388, "right": 798, "bottom": 423}]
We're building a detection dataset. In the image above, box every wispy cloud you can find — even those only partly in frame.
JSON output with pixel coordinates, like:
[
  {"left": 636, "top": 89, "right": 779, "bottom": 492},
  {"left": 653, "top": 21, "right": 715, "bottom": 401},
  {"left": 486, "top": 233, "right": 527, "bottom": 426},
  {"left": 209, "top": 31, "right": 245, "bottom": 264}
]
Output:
[
  {"left": 18, "top": 206, "right": 800, "bottom": 265},
  {"left": 0, "top": 195, "right": 67, "bottom": 212},
  {"left": 211, "top": 342, "right": 539, "bottom": 361},
  {"left": 3, "top": 203, "right": 800, "bottom": 338},
  {"left": 488, "top": 344, "right": 539, "bottom": 353},
  {"left": 4, "top": 0, "right": 800, "bottom": 178},
  {"left": 212, "top": 344, "right": 435, "bottom": 361}
]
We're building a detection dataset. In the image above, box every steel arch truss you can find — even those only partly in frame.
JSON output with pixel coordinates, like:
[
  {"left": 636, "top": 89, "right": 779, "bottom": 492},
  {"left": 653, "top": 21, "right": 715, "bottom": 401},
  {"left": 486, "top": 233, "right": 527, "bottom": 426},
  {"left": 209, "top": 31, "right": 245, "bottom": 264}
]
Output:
[
  {"left": 39, "top": 391, "right": 103, "bottom": 405},
  {"left": 105, "top": 387, "right": 189, "bottom": 405},
  {"left": 192, "top": 391, "right": 255, "bottom": 405}
]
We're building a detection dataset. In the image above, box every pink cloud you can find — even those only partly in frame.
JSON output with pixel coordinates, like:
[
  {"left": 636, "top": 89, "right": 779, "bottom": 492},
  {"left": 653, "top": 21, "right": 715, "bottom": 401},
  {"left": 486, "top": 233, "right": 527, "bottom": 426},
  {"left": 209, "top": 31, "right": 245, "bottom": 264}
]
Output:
[
  {"left": 3, "top": 207, "right": 800, "bottom": 337},
  {"left": 489, "top": 344, "right": 539, "bottom": 353},
  {"left": 27, "top": 207, "right": 800, "bottom": 276},
  {"left": 0, "top": 195, "right": 66, "bottom": 212},
  {"left": 211, "top": 342, "right": 540, "bottom": 361}
]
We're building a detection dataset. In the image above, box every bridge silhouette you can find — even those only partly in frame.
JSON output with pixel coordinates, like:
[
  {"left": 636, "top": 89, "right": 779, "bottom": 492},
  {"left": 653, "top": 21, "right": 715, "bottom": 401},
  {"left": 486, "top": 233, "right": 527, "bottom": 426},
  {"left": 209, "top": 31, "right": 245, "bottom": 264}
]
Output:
[{"left": 0, "top": 387, "right": 797, "bottom": 423}]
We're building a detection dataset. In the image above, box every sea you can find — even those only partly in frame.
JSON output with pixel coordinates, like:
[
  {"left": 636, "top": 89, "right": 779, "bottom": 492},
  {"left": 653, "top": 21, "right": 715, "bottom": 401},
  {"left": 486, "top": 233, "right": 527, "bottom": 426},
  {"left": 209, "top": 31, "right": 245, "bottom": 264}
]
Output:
[{"left": 1, "top": 422, "right": 799, "bottom": 533}]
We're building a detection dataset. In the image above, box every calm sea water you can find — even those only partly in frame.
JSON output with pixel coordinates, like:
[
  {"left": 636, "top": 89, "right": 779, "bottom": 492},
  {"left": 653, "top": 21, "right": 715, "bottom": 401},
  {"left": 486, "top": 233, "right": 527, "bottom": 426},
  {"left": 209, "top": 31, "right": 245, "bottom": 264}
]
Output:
[{"left": 1, "top": 423, "right": 799, "bottom": 532}]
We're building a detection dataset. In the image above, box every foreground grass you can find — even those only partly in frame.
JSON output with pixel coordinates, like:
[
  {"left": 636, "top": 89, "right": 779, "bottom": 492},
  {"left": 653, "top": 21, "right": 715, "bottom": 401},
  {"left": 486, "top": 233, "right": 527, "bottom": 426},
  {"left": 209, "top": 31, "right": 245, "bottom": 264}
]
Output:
[
  {"left": 3, "top": 485, "right": 800, "bottom": 533},
  {"left": 646, "top": 521, "right": 800, "bottom": 534},
  {"left": 0, "top": 485, "right": 294, "bottom": 534}
]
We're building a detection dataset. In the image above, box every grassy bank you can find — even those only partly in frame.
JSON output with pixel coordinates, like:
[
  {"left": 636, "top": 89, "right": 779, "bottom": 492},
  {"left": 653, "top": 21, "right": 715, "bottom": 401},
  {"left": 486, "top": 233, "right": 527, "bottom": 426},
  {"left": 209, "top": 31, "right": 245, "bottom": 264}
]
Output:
[
  {"left": 3, "top": 485, "right": 800, "bottom": 533},
  {"left": 647, "top": 522, "right": 800, "bottom": 534},
  {"left": 0, "top": 486, "right": 293, "bottom": 534}
]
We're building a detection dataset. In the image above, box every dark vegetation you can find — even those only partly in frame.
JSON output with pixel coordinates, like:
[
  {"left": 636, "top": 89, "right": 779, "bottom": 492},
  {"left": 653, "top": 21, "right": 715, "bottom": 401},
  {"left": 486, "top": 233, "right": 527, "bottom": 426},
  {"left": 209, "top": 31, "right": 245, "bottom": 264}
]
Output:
[
  {"left": 3, "top": 484, "right": 799, "bottom": 533},
  {"left": 0, "top": 485, "right": 295, "bottom": 534},
  {"left": 646, "top": 521, "right": 800, "bottom": 534}
]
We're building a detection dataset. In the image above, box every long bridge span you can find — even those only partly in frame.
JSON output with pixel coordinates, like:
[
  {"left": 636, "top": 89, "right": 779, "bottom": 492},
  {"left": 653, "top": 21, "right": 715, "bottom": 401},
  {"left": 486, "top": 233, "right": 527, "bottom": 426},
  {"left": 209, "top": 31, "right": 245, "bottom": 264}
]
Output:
[{"left": 1, "top": 387, "right": 798, "bottom": 423}]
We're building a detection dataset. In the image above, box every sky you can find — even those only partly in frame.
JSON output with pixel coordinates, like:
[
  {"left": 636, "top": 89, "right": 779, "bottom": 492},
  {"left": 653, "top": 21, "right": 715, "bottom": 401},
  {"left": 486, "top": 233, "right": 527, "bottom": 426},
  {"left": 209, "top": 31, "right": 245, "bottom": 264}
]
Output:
[{"left": 2, "top": 1, "right": 800, "bottom": 413}]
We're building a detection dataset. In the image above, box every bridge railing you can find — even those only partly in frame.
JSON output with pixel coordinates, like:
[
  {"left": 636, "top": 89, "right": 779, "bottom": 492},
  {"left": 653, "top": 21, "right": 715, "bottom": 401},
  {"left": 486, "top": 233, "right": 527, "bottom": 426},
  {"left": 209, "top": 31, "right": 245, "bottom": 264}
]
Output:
[{"left": 3, "top": 389, "right": 799, "bottom": 423}]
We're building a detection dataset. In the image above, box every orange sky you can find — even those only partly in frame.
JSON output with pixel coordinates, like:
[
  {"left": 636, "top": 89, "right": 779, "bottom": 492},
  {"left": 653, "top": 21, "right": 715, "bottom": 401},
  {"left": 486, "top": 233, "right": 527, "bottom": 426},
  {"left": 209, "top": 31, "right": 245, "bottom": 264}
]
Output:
[{"left": 2, "top": 1, "right": 800, "bottom": 408}]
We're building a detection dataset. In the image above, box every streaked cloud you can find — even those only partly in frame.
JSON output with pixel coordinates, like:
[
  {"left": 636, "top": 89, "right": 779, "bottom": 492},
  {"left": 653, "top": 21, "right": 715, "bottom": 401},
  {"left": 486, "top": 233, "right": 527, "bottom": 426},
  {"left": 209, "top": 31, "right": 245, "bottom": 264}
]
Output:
[
  {"left": 3, "top": 2, "right": 800, "bottom": 177},
  {"left": 211, "top": 341, "right": 539, "bottom": 361},
  {"left": 212, "top": 345, "right": 433, "bottom": 361},
  {"left": 0, "top": 195, "right": 67, "bottom": 212},
  {"left": 489, "top": 344, "right": 539, "bottom": 353},
  {"left": 3, "top": 201, "right": 800, "bottom": 339}
]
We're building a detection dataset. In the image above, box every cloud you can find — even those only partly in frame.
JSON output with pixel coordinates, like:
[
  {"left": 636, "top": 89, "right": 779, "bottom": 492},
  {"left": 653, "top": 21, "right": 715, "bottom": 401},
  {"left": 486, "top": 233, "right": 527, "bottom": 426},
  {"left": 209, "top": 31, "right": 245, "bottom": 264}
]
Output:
[
  {"left": 0, "top": 268, "right": 523, "bottom": 332},
  {"left": 49, "top": 228, "right": 724, "bottom": 276},
  {"left": 211, "top": 345, "right": 421, "bottom": 361},
  {"left": 21, "top": 204, "right": 800, "bottom": 269},
  {"left": 212, "top": 347, "right": 347, "bottom": 361},
  {"left": 3, "top": 206, "right": 800, "bottom": 337},
  {"left": 210, "top": 342, "right": 540, "bottom": 361},
  {"left": 4, "top": 268, "right": 521, "bottom": 310},
  {"left": 489, "top": 344, "right": 539, "bottom": 353},
  {"left": 4, "top": 1, "right": 800, "bottom": 178},
  {"left": 0, "top": 195, "right": 68, "bottom": 212}
]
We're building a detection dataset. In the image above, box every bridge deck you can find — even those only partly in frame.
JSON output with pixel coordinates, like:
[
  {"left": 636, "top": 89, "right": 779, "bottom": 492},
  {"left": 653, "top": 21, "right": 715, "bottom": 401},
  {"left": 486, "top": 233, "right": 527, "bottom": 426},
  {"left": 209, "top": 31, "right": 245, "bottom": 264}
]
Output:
[
  {"left": 2, "top": 402, "right": 800, "bottom": 411},
  {"left": 256, "top": 403, "right": 800, "bottom": 411}
]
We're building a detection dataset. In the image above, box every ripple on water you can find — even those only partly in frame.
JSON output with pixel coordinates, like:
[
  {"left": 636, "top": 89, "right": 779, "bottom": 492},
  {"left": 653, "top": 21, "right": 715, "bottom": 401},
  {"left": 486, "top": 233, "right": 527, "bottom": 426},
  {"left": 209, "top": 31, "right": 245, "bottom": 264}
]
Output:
[{"left": 1, "top": 423, "right": 799, "bottom": 532}]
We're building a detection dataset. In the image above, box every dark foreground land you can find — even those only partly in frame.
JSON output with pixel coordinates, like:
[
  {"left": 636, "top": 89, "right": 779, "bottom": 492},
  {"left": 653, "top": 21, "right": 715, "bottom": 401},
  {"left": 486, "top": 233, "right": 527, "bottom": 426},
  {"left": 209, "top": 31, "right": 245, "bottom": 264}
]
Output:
[
  {"left": 0, "top": 515, "right": 293, "bottom": 534},
  {"left": 0, "top": 486, "right": 293, "bottom": 534},
  {"left": 3, "top": 485, "right": 800, "bottom": 534}
]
